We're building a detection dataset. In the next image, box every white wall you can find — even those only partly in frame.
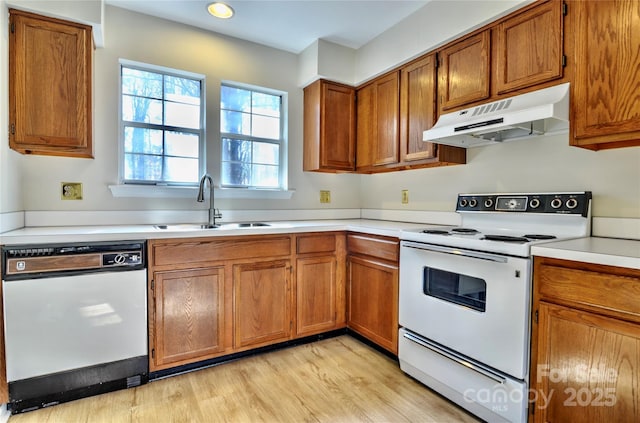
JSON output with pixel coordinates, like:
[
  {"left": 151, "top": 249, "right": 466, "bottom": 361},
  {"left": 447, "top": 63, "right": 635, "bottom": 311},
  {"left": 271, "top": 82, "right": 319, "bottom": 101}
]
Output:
[
  {"left": 17, "top": 5, "right": 362, "bottom": 212},
  {"left": 359, "top": 134, "right": 640, "bottom": 218}
]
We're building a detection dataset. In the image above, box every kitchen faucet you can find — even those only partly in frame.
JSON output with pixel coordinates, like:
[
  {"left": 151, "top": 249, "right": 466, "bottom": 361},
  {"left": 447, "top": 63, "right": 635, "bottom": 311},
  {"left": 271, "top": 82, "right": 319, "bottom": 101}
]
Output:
[{"left": 197, "top": 173, "right": 222, "bottom": 228}]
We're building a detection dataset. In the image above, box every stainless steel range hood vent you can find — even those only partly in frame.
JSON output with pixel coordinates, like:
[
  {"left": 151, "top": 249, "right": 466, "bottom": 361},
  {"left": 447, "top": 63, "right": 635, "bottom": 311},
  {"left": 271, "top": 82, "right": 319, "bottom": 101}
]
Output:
[{"left": 423, "top": 83, "right": 570, "bottom": 148}]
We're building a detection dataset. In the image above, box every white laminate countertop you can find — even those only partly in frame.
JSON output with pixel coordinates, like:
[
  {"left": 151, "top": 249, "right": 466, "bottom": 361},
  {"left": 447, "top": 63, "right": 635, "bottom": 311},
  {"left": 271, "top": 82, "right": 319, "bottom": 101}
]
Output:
[
  {"left": 0, "top": 219, "right": 433, "bottom": 245},
  {"left": 531, "top": 237, "right": 640, "bottom": 270}
]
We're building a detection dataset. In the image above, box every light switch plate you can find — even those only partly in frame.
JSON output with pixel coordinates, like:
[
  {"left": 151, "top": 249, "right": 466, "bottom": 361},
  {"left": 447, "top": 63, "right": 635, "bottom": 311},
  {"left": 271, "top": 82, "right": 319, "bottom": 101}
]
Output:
[
  {"left": 320, "top": 190, "right": 331, "bottom": 203},
  {"left": 61, "top": 182, "right": 83, "bottom": 200},
  {"left": 401, "top": 190, "right": 409, "bottom": 204}
]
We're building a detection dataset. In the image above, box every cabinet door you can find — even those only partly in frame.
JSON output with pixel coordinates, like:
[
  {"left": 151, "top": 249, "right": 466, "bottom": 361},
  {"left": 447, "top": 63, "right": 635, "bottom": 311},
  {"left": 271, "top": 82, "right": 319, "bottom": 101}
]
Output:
[
  {"left": 438, "top": 30, "right": 490, "bottom": 112},
  {"left": 533, "top": 302, "right": 640, "bottom": 422},
  {"left": 347, "top": 255, "right": 399, "bottom": 354},
  {"left": 152, "top": 267, "right": 226, "bottom": 370},
  {"left": 234, "top": 260, "right": 291, "bottom": 349},
  {"left": 373, "top": 72, "right": 400, "bottom": 166},
  {"left": 303, "top": 80, "right": 356, "bottom": 171},
  {"left": 296, "top": 255, "right": 338, "bottom": 336},
  {"left": 494, "top": 0, "right": 563, "bottom": 95},
  {"left": 400, "top": 54, "right": 438, "bottom": 162},
  {"left": 356, "top": 72, "right": 400, "bottom": 169},
  {"left": 571, "top": 0, "right": 640, "bottom": 149},
  {"left": 9, "top": 10, "right": 93, "bottom": 158}
]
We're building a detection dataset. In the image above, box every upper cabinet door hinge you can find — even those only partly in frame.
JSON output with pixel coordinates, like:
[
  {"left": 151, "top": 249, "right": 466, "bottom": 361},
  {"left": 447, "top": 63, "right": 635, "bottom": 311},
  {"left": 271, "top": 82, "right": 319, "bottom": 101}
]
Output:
[
  {"left": 10, "top": 22, "right": 15, "bottom": 34},
  {"left": 10, "top": 124, "right": 15, "bottom": 135},
  {"left": 562, "top": 2, "right": 568, "bottom": 16},
  {"left": 562, "top": 55, "right": 567, "bottom": 67},
  {"left": 534, "top": 309, "right": 539, "bottom": 324},
  {"left": 150, "top": 279, "right": 155, "bottom": 290}
]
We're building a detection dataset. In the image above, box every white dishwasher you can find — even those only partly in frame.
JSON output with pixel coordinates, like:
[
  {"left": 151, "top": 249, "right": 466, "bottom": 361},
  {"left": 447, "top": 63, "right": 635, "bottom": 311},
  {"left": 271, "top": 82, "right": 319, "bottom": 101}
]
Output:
[{"left": 2, "top": 240, "right": 148, "bottom": 414}]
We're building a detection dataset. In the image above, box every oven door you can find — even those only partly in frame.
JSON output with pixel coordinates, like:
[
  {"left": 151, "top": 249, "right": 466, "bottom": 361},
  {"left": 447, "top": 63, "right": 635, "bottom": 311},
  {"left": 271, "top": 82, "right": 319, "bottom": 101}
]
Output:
[{"left": 399, "top": 241, "right": 531, "bottom": 379}]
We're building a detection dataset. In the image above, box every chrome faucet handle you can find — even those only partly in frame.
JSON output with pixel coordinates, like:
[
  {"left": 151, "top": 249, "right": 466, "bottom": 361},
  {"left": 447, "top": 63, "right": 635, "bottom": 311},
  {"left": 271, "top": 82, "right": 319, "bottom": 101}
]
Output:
[{"left": 214, "top": 208, "right": 222, "bottom": 219}]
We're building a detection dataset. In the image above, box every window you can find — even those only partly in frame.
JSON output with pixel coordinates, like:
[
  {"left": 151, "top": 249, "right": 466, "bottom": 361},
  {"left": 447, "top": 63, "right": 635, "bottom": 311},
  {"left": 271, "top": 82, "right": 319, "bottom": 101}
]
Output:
[
  {"left": 119, "top": 60, "right": 205, "bottom": 185},
  {"left": 220, "top": 83, "right": 286, "bottom": 189}
]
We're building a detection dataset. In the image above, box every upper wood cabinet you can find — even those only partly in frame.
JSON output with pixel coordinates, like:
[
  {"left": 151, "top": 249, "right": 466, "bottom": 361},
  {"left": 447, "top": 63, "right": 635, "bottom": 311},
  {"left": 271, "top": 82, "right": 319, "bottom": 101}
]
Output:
[
  {"left": 9, "top": 9, "right": 93, "bottom": 158},
  {"left": 400, "top": 54, "right": 437, "bottom": 162},
  {"left": 303, "top": 79, "right": 356, "bottom": 172},
  {"left": 570, "top": 0, "right": 640, "bottom": 150},
  {"left": 438, "top": 30, "right": 491, "bottom": 113},
  {"left": 356, "top": 72, "right": 400, "bottom": 170},
  {"left": 494, "top": 0, "right": 564, "bottom": 95},
  {"left": 399, "top": 54, "right": 466, "bottom": 167}
]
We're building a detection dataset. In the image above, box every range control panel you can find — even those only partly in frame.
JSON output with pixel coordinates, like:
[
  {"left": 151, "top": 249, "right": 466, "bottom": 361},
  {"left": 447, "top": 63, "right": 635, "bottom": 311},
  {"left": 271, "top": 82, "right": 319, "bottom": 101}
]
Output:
[{"left": 456, "top": 192, "right": 592, "bottom": 217}]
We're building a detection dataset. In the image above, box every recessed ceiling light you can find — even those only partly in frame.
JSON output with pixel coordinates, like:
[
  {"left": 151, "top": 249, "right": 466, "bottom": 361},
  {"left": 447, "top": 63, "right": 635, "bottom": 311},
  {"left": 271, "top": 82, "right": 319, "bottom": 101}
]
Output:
[{"left": 207, "top": 2, "right": 234, "bottom": 19}]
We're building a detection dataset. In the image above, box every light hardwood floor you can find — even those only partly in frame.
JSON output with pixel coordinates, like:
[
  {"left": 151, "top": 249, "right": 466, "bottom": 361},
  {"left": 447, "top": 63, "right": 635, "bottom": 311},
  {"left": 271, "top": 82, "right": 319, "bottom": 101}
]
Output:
[{"left": 10, "top": 336, "right": 479, "bottom": 422}]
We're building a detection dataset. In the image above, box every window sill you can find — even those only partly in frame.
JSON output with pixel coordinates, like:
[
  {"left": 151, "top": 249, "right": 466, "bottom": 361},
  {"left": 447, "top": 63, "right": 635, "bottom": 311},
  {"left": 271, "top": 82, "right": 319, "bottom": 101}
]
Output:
[{"left": 108, "top": 185, "right": 295, "bottom": 200}]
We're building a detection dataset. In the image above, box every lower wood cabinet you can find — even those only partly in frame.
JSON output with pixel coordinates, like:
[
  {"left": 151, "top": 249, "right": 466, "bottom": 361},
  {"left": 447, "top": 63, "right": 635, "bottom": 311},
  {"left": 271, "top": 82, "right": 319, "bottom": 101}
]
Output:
[
  {"left": 147, "top": 232, "right": 346, "bottom": 372},
  {"left": 151, "top": 267, "right": 227, "bottom": 370},
  {"left": 233, "top": 260, "right": 292, "bottom": 350},
  {"left": 294, "top": 233, "right": 347, "bottom": 337},
  {"left": 530, "top": 257, "right": 640, "bottom": 422},
  {"left": 347, "top": 234, "right": 399, "bottom": 354}
]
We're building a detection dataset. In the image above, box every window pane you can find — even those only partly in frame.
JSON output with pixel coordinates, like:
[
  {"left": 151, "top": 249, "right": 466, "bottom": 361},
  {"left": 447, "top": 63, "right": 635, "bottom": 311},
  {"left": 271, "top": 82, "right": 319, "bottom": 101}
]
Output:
[
  {"left": 221, "top": 110, "right": 250, "bottom": 135},
  {"left": 164, "top": 101, "right": 200, "bottom": 129},
  {"left": 165, "top": 131, "right": 199, "bottom": 158},
  {"left": 221, "top": 162, "right": 250, "bottom": 186},
  {"left": 252, "top": 115, "right": 280, "bottom": 139},
  {"left": 164, "top": 76, "right": 200, "bottom": 106},
  {"left": 221, "top": 86, "right": 251, "bottom": 112},
  {"left": 222, "top": 138, "right": 251, "bottom": 162},
  {"left": 124, "top": 127, "right": 163, "bottom": 154},
  {"left": 124, "top": 153, "right": 162, "bottom": 181},
  {"left": 122, "top": 68, "right": 162, "bottom": 99},
  {"left": 253, "top": 142, "right": 279, "bottom": 165},
  {"left": 164, "top": 157, "right": 198, "bottom": 183},
  {"left": 252, "top": 92, "right": 280, "bottom": 117},
  {"left": 251, "top": 164, "right": 279, "bottom": 188},
  {"left": 122, "top": 95, "right": 163, "bottom": 124}
]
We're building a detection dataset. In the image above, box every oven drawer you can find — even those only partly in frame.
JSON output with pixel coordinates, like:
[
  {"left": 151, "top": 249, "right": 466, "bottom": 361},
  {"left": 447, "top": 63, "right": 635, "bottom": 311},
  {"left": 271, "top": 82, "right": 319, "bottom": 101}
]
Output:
[{"left": 399, "top": 328, "right": 527, "bottom": 423}]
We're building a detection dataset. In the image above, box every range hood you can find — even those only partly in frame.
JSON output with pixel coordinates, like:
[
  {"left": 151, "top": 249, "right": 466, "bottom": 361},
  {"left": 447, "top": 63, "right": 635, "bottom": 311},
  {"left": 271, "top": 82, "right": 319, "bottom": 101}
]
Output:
[{"left": 423, "top": 83, "right": 570, "bottom": 148}]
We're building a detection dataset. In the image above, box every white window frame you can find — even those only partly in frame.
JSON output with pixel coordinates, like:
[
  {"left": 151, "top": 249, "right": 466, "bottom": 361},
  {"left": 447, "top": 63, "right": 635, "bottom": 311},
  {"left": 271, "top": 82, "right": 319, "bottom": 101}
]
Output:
[
  {"left": 220, "top": 80, "right": 288, "bottom": 192},
  {"left": 117, "top": 59, "right": 206, "bottom": 186}
]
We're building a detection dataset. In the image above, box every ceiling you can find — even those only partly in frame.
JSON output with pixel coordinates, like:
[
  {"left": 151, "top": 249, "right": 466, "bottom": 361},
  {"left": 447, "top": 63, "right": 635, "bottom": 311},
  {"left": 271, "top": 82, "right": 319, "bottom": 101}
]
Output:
[{"left": 105, "top": 0, "right": 431, "bottom": 54}]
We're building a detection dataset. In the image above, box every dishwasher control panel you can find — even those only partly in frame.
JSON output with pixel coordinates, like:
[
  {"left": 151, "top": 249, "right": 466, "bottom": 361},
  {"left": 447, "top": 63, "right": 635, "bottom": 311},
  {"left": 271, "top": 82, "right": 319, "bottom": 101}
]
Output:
[{"left": 2, "top": 241, "right": 146, "bottom": 280}]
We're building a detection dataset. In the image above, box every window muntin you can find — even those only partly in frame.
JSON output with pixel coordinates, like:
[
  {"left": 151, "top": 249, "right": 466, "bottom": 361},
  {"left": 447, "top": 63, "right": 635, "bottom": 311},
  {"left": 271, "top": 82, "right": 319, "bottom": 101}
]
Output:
[
  {"left": 220, "top": 84, "right": 285, "bottom": 189},
  {"left": 120, "top": 62, "right": 205, "bottom": 185}
]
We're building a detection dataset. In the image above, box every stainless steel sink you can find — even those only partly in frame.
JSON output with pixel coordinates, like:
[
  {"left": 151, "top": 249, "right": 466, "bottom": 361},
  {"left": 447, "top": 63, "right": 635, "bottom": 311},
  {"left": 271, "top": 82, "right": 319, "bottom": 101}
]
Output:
[
  {"left": 154, "top": 222, "right": 271, "bottom": 230},
  {"left": 153, "top": 224, "right": 220, "bottom": 230}
]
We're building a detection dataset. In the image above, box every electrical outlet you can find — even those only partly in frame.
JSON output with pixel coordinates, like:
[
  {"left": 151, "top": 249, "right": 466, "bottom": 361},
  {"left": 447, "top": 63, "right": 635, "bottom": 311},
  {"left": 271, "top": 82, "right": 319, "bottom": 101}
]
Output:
[
  {"left": 401, "top": 189, "right": 409, "bottom": 204},
  {"left": 320, "top": 190, "right": 331, "bottom": 204},
  {"left": 61, "top": 182, "right": 83, "bottom": 200}
]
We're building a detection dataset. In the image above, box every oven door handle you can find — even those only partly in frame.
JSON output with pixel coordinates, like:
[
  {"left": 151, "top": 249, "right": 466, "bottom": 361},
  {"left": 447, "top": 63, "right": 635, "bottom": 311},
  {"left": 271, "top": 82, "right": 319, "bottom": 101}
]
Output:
[
  {"left": 402, "top": 331, "right": 507, "bottom": 385},
  {"left": 401, "top": 241, "right": 508, "bottom": 263}
]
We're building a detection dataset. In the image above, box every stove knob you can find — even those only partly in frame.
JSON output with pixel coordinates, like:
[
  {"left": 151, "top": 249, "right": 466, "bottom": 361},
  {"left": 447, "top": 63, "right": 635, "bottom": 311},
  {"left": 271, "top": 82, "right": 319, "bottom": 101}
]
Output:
[
  {"left": 469, "top": 199, "right": 478, "bottom": 208},
  {"left": 529, "top": 198, "right": 541, "bottom": 209},
  {"left": 459, "top": 198, "right": 468, "bottom": 208},
  {"left": 550, "top": 198, "right": 562, "bottom": 209},
  {"left": 566, "top": 198, "right": 578, "bottom": 209},
  {"left": 484, "top": 198, "right": 494, "bottom": 208}
]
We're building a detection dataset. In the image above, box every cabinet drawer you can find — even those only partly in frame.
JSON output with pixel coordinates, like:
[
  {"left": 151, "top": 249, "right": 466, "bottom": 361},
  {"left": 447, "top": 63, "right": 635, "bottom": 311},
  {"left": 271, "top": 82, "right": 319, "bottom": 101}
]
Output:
[
  {"left": 347, "top": 233, "right": 399, "bottom": 263},
  {"left": 151, "top": 236, "right": 291, "bottom": 267},
  {"left": 296, "top": 234, "right": 336, "bottom": 254},
  {"left": 536, "top": 258, "right": 640, "bottom": 322}
]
